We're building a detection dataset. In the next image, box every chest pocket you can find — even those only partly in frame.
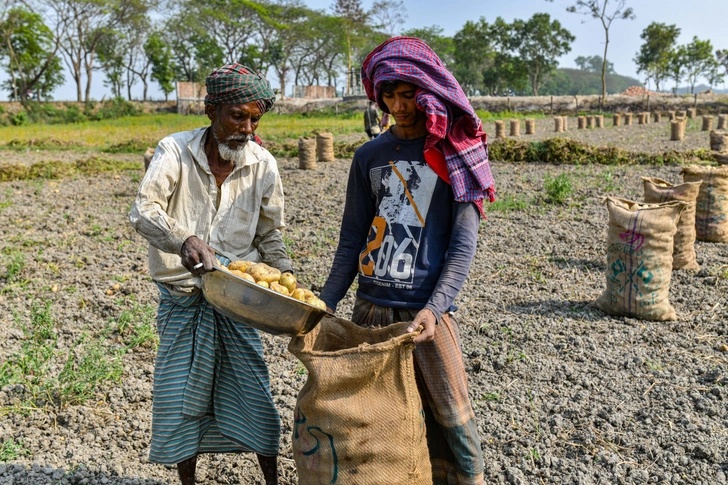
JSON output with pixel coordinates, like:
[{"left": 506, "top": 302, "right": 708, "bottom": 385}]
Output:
[{"left": 219, "top": 194, "right": 260, "bottom": 246}]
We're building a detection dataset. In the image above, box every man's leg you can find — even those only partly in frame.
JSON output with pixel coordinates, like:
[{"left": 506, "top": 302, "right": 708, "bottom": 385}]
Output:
[
  {"left": 177, "top": 455, "right": 197, "bottom": 485},
  {"left": 256, "top": 454, "right": 278, "bottom": 485}
]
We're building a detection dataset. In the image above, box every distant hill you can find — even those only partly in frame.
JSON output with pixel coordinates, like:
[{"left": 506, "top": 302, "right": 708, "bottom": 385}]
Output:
[
  {"left": 672, "top": 84, "right": 728, "bottom": 95},
  {"left": 538, "top": 68, "right": 643, "bottom": 96}
]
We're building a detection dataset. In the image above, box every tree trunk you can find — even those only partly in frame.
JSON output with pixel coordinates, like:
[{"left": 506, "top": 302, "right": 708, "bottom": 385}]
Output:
[
  {"left": 143, "top": 79, "right": 148, "bottom": 101},
  {"left": 601, "top": 29, "right": 609, "bottom": 110}
]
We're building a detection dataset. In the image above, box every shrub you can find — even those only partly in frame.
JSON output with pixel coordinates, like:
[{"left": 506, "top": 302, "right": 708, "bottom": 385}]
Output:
[
  {"left": 88, "top": 97, "right": 140, "bottom": 121},
  {"left": 544, "top": 173, "right": 573, "bottom": 204},
  {"left": 11, "top": 111, "right": 28, "bottom": 126}
]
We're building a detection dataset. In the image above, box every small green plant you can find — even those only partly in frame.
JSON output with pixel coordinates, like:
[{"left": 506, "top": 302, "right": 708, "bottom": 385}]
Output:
[
  {"left": 544, "top": 173, "right": 573, "bottom": 204},
  {"left": 115, "top": 303, "right": 158, "bottom": 349},
  {"left": 294, "top": 362, "right": 307, "bottom": 376},
  {"left": 58, "top": 337, "right": 124, "bottom": 405},
  {"left": 480, "top": 392, "right": 500, "bottom": 402},
  {"left": 486, "top": 194, "right": 530, "bottom": 212},
  {"left": 0, "top": 439, "right": 30, "bottom": 461}
]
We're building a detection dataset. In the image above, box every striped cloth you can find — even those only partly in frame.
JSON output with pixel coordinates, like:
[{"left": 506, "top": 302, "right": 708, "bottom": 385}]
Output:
[
  {"left": 361, "top": 36, "right": 495, "bottom": 216},
  {"left": 204, "top": 63, "right": 276, "bottom": 115},
  {"left": 149, "top": 283, "right": 280, "bottom": 465},
  {"left": 351, "top": 298, "right": 484, "bottom": 485}
]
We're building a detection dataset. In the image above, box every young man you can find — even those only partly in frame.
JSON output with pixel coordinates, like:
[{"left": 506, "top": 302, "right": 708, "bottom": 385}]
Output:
[
  {"left": 319, "top": 37, "right": 495, "bottom": 485},
  {"left": 129, "top": 64, "right": 289, "bottom": 485}
]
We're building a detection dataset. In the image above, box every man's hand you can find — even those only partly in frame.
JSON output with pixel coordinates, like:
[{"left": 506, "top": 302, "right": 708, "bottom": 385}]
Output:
[
  {"left": 180, "top": 236, "right": 216, "bottom": 276},
  {"left": 407, "top": 308, "right": 437, "bottom": 344}
]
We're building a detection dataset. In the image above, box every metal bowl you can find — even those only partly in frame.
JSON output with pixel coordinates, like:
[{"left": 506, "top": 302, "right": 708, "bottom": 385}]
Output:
[{"left": 201, "top": 269, "right": 331, "bottom": 337}]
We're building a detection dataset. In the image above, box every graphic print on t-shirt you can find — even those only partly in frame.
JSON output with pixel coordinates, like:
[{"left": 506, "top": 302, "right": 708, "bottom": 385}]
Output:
[{"left": 359, "top": 160, "right": 438, "bottom": 288}]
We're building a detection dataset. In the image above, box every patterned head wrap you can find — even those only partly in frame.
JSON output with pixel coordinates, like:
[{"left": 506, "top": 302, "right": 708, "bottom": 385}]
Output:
[
  {"left": 361, "top": 37, "right": 495, "bottom": 215},
  {"left": 204, "top": 63, "right": 275, "bottom": 115}
]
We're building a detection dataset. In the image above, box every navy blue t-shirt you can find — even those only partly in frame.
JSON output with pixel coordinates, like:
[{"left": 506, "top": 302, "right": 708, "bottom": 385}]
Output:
[{"left": 319, "top": 129, "right": 480, "bottom": 317}]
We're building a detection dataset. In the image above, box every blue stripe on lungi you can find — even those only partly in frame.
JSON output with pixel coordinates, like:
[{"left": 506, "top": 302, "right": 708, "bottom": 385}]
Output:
[{"left": 149, "top": 281, "right": 280, "bottom": 465}]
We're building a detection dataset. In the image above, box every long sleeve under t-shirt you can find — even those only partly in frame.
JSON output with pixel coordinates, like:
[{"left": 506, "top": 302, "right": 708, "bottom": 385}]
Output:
[{"left": 319, "top": 129, "right": 481, "bottom": 320}]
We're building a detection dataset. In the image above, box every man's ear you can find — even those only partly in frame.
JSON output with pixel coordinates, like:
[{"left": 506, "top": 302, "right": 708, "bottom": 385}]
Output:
[{"left": 205, "top": 104, "right": 216, "bottom": 122}]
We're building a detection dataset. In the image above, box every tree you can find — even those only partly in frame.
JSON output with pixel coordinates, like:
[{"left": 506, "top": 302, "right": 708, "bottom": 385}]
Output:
[
  {"left": 266, "top": 0, "right": 310, "bottom": 98},
  {"left": 28, "top": 0, "right": 151, "bottom": 102},
  {"left": 563, "top": 0, "right": 634, "bottom": 107},
  {"left": 370, "top": 0, "right": 406, "bottom": 38},
  {"left": 401, "top": 25, "right": 453, "bottom": 67},
  {"left": 718, "top": 49, "right": 728, "bottom": 76},
  {"left": 452, "top": 17, "right": 492, "bottom": 95},
  {"left": 332, "top": 0, "right": 369, "bottom": 94},
  {"left": 683, "top": 36, "right": 714, "bottom": 93},
  {"left": 514, "top": 13, "right": 574, "bottom": 96},
  {"left": 634, "top": 22, "right": 679, "bottom": 92},
  {"left": 95, "top": 27, "right": 126, "bottom": 97},
  {"left": 668, "top": 45, "right": 686, "bottom": 94},
  {"left": 0, "top": 7, "right": 64, "bottom": 101},
  {"left": 575, "top": 55, "right": 614, "bottom": 73},
  {"left": 144, "top": 30, "right": 174, "bottom": 101},
  {"left": 482, "top": 17, "right": 527, "bottom": 95}
]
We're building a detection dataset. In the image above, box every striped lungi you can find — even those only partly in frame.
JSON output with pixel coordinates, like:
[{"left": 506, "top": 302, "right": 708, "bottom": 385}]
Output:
[
  {"left": 149, "top": 283, "right": 280, "bottom": 465},
  {"left": 352, "top": 298, "right": 484, "bottom": 485}
]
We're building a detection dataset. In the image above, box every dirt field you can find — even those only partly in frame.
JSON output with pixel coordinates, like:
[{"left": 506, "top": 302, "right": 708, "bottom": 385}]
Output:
[{"left": 0, "top": 132, "right": 726, "bottom": 485}]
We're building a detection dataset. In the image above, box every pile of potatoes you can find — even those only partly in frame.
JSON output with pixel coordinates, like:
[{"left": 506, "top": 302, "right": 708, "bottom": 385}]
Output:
[{"left": 221, "top": 261, "right": 327, "bottom": 311}]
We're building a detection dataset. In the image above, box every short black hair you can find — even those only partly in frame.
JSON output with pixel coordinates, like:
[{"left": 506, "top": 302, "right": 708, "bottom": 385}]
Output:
[{"left": 380, "top": 80, "right": 400, "bottom": 95}]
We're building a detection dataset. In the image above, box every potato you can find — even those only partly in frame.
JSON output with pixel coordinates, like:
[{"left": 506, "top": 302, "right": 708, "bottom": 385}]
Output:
[
  {"left": 248, "top": 263, "right": 281, "bottom": 283},
  {"left": 228, "top": 260, "right": 255, "bottom": 272},
  {"left": 279, "top": 273, "right": 297, "bottom": 293},
  {"left": 305, "top": 296, "right": 327, "bottom": 311},
  {"left": 291, "top": 288, "right": 307, "bottom": 301},
  {"left": 270, "top": 282, "right": 290, "bottom": 295},
  {"left": 256, "top": 280, "right": 270, "bottom": 288},
  {"left": 231, "top": 269, "right": 255, "bottom": 283}
]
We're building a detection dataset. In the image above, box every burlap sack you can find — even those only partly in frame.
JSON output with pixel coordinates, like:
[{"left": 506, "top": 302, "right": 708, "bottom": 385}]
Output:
[
  {"left": 594, "top": 197, "right": 686, "bottom": 321},
  {"left": 642, "top": 177, "right": 702, "bottom": 271},
  {"left": 315, "top": 132, "right": 335, "bottom": 163},
  {"left": 298, "top": 137, "right": 317, "bottom": 170},
  {"left": 289, "top": 315, "right": 431, "bottom": 485},
  {"left": 681, "top": 165, "right": 728, "bottom": 242}
]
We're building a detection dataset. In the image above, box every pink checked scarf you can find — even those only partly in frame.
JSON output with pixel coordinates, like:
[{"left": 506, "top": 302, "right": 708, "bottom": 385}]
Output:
[{"left": 361, "top": 37, "right": 496, "bottom": 216}]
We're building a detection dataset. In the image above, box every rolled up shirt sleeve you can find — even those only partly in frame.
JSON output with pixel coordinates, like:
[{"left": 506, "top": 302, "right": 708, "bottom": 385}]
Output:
[
  {"left": 128, "top": 144, "right": 195, "bottom": 255},
  {"left": 423, "top": 201, "right": 480, "bottom": 321}
]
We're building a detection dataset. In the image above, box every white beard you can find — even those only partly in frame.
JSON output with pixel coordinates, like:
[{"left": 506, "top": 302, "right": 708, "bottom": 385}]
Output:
[{"left": 217, "top": 141, "right": 247, "bottom": 164}]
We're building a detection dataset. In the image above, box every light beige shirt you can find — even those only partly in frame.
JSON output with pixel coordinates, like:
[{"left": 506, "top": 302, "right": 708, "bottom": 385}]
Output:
[{"left": 129, "top": 127, "right": 291, "bottom": 290}]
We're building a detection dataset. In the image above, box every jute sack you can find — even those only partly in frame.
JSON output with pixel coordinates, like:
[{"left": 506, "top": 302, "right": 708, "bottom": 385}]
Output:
[
  {"left": 594, "top": 197, "right": 686, "bottom": 321},
  {"left": 316, "top": 132, "right": 335, "bottom": 163},
  {"left": 298, "top": 137, "right": 317, "bottom": 170},
  {"left": 681, "top": 165, "right": 728, "bottom": 242},
  {"left": 289, "top": 315, "right": 431, "bottom": 485},
  {"left": 642, "top": 177, "right": 702, "bottom": 271}
]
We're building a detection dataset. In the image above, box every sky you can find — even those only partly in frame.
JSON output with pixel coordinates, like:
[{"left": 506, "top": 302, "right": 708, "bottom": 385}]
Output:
[{"left": 3, "top": 0, "right": 728, "bottom": 101}]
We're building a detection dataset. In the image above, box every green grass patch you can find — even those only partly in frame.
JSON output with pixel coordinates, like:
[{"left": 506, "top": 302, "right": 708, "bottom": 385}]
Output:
[
  {"left": 489, "top": 137, "right": 715, "bottom": 166},
  {"left": 486, "top": 194, "right": 531, "bottom": 212},
  {"left": 544, "top": 173, "right": 574, "bottom": 205},
  {"left": 0, "top": 112, "right": 364, "bottom": 152},
  {"left": 477, "top": 110, "right": 548, "bottom": 122},
  {"left": 0, "top": 439, "right": 30, "bottom": 461},
  {"left": 0, "top": 157, "right": 140, "bottom": 182},
  {"left": 0, "top": 302, "right": 125, "bottom": 409}
]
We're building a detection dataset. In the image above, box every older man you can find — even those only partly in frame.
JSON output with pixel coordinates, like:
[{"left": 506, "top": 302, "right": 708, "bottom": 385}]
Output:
[
  {"left": 319, "top": 37, "right": 494, "bottom": 484},
  {"left": 129, "top": 64, "right": 289, "bottom": 485}
]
